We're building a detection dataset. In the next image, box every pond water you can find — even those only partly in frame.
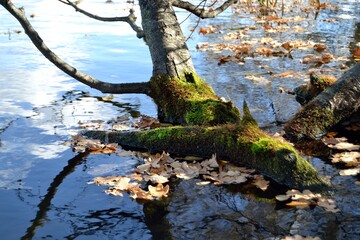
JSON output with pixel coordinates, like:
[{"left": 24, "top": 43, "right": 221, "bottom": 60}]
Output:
[{"left": 0, "top": 0, "right": 359, "bottom": 239}]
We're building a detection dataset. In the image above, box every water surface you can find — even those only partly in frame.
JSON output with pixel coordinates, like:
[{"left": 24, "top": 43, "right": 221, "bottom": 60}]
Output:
[{"left": 0, "top": 0, "right": 359, "bottom": 239}]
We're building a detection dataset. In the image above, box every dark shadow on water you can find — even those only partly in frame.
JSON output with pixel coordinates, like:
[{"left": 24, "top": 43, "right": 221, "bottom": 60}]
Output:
[{"left": 21, "top": 151, "right": 89, "bottom": 240}]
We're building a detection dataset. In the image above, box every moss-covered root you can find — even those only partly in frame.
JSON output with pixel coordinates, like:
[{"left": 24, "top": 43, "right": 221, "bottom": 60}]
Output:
[
  {"left": 149, "top": 72, "right": 241, "bottom": 125},
  {"left": 83, "top": 124, "right": 329, "bottom": 191}
]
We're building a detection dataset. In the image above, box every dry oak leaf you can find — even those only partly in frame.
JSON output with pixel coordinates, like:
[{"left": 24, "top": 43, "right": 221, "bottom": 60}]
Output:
[
  {"left": 143, "top": 174, "right": 169, "bottom": 184},
  {"left": 253, "top": 176, "right": 269, "bottom": 191},
  {"left": 92, "top": 176, "right": 124, "bottom": 186},
  {"left": 148, "top": 183, "right": 170, "bottom": 198},
  {"left": 313, "top": 43, "right": 327, "bottom": 52},
  {"left": 130, "top": 187, "right": 154, "bottom": 200}
]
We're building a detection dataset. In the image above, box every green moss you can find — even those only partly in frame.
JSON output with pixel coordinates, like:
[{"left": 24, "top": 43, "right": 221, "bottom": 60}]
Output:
[
  {"left": 149, "top": 72, "right": 241, "bottom": 125},
  {"left": 250, "top": 137, "right": 294, "bottom": 155}
]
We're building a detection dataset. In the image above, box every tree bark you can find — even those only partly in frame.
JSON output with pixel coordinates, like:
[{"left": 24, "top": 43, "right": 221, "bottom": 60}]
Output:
[
  {"left": 137, "top": 0, "right": 241, "bottom": 125},
  {"left": 139, "top": 0, "right": 195, "bottom": 78},
  {"left": 284, "top": 62, "right": 360, "bottom": 143}
]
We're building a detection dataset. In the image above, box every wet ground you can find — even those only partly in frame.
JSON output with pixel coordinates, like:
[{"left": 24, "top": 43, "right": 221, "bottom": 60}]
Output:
[{"left": 0, "top": 0, "right": 359, "bottom": 239}]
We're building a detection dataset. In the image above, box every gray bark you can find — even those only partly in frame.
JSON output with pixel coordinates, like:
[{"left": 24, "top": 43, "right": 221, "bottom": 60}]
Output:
[{"left": 139, "top": 0, "right": 195, "bottom": 78}]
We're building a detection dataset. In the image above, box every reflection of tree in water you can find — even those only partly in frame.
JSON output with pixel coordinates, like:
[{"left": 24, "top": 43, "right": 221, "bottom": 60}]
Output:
[
  {"left": 21, "top": 152, "right": 89, "bottom": 240},
  {"left": 64, "top": 208, "right": 150, "bottom": 239}
]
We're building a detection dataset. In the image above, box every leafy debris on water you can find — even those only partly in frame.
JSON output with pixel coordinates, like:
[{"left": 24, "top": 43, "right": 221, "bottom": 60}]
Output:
[
  {"left": 275, "top": 189, "right": 340, "bottom": 213},
  {"left": 88, "top": 152, "right": 263, "bottom": 201}
]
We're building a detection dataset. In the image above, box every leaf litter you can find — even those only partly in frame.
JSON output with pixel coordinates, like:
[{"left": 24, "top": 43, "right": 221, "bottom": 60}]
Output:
[{"left": 87, "top": 150, "right": 272, "bottom": 201}]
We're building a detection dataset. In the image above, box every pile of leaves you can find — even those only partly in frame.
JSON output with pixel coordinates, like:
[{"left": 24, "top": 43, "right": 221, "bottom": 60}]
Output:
[
  {"left": 85, "top": 150, "right": 269, "bottom": 200},
  {"left": 275, "top": 189, "right": 339, "bottom": 213}
]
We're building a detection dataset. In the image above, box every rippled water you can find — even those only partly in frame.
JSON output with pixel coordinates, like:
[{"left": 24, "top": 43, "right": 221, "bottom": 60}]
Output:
[{"left": 0, "top": 0, "right": 359, "bottom": 239}]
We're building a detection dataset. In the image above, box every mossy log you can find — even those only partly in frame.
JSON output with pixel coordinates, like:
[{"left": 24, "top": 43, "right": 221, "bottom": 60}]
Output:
[
  {"left": 83, "top": 104, "right": 328, "bottom": 191},
  {"left": 284, "top": 62, "right": 360, "bottom": 142}
]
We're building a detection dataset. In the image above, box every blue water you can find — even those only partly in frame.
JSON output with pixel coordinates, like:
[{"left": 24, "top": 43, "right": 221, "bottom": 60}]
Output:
[{"left": 0, "top": 0, "right": 359, "bottom": 239}]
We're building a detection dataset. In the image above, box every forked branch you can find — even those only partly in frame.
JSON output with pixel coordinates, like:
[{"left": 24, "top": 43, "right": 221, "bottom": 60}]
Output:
[
  {"left": 0, "top": 0, "right": 150, "bottom": 95},
  {"left": 58, "top": 0, "right": 144, "bottom": 38},
  {"left": 172, "top": 0, "right": 238, "bottom": 18}
]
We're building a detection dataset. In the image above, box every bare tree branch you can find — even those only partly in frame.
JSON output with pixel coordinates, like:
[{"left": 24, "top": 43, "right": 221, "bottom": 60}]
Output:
[
  {"left": 172, "top": 0, "right": 238, "bottom": 19},
  {"left": 58, "top": 0, "right": 144, "bottom": 38},
  {"left": 0, "top": 0, "right": 150, "bottom": 95}
]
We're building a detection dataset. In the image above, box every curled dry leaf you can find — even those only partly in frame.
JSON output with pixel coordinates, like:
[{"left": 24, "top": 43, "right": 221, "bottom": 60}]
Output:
[
  {"left": 331, "top": 152, "right": 360, "bottom": 167},
  {"left": 253, "top": 175, "right": 269, "bottom": 191},
  {"left": 143, "top": 174, "right": 169, "bottom": 184},
  {"left": 328, "top": 142, "right": 360, "bottom": 151},
  {"left": 200, "top": 154, "right": 219, "bottom": 169},
  {"left": 130, "top": 187, "right": 154, "bottom": 200},
  {"left": 148, "top": 183, "right": 170, "bottom": 198}
]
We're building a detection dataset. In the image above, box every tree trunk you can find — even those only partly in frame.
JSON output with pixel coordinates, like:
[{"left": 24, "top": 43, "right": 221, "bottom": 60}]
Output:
[
  {"left": 284, "top": 62, "right": 360, "bottom": 143},
  {"left": 83, "top": 103, "right": 329, "bottom": 191},
  {"left": 139, "top": 0, "right": 241, "bottom": 125},
  {"left": 139, "top": 0, "right": 195, "bottom": 78}
]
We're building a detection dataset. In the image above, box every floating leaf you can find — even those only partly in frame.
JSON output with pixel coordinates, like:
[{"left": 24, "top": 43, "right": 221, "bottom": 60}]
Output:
[
  {"left": 275, "top": 194, "right": 291, "bottom": 201},
  {"left": 253, "top": 176, "right": 269, "bottom": 191},
  {"left": 130, "top": 187, "right": 154, "bottom": 200},
  {"left": 339, "top": 168, "right": 360, "bottom": 176},
  {"left": 286, "top": 201, "right": 311, "bottom": 207},
  {"left": 143, "top": 174, "right": 169, "bottom": 184},
  {"left": 105, "top": 188, "right": 123, "bottom": 197},
  {"left": 196, "top": 181, "right": 211, "bottom": 186},
  {"left": 113, "top": 177, "right": 135, "bottom": 191},
  {"left": 328, "top": 142, "right": 360, "bottom": 151},
  {"left": 331, "top": 152, "right": 360, "bottom": 167},
  {"left": 148, "top": 183, "right": 169, "bottom": 198},
  {"left": 92, "top": 176, "right": 123, "bottom": 186}
]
